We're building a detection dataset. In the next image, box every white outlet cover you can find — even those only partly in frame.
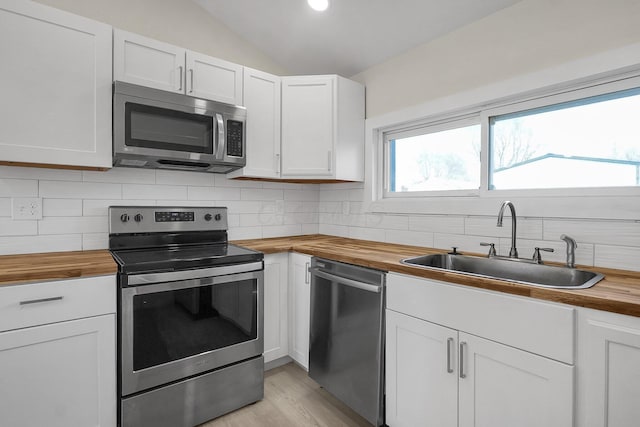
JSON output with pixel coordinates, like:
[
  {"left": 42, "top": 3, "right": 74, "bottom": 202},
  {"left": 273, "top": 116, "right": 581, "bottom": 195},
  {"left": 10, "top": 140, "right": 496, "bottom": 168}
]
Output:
[{"left": 12, "top": 197, "right": 43, "bottom": 220}]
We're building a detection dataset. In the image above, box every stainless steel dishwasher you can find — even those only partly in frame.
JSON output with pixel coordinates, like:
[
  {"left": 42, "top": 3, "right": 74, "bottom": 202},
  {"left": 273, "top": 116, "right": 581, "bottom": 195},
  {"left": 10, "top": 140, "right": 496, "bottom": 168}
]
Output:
[{"left": 309, "top": 257, "right": 385, "bottom": 427}]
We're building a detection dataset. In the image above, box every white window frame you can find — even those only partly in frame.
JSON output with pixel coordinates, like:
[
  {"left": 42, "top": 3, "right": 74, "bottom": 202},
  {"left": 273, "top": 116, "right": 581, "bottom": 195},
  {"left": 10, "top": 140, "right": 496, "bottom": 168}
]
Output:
[
  {"left": 365, "top": 47, "right": 640, "bottom": 220},
  {"left": 382, "top": 114, "right": 481, "bottom": 198}
]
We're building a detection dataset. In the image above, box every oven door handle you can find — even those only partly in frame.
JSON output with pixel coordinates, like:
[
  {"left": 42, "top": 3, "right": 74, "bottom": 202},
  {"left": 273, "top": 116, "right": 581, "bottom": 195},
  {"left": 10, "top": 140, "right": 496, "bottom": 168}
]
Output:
[{"left": 126, "top": 261, "right": 263, "bottom": 286}]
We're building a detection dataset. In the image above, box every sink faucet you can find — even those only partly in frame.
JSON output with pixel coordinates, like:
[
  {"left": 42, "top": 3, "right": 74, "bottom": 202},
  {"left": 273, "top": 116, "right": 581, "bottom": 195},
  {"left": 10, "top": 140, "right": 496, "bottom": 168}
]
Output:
[
  {"left": 497, "top": 201, "right": 518, "bottom": 258},
  {"left": 560, "top": 234, "right": 577, "bottom": 268}
]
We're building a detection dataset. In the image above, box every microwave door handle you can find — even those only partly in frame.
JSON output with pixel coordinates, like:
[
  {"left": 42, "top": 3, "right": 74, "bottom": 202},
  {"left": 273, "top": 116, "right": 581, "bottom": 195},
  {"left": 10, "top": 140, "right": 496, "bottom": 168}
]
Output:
[{"left": 215, "top": 113, "right": 225, "bottom": 159}]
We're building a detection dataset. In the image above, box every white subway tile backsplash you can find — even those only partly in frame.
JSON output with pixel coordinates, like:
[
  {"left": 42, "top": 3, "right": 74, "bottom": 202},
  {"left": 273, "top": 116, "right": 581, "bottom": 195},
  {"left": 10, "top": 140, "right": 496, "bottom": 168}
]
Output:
[
  {"left": 0, "top": 234, "right": 82, "bottom": 255},
  {"left": 319, "top": 189, "right": 351, "bottom": 202},
  {"left": 0, "top": 198, "right": 11, "bottom": 217},
  {"left": 262, "top": 224, "right": 303, "bottom": 238},
  {"left": 224, "top": 201, "right": 265, "bottom": 214},
  {"left": 365, "top": 214, "right": 409, "bottom": 230},
  {"left": 0, "top": 179, "right": 38, "bottom": 197},
  {"left": 465, "top": 217, "right": 543, "bottom": 240},
  {"left": 595, "top": 245, "right": 640, "bottom": 272},
  {"left": 284, "top": 189, "right": 319, "bottom": 201},
  {"left": 240, "top": 188, "right": 283, "bottom": 201},
  {"left": 385, "top": 230, "right": 434, "bottom": 248},
  {"left": 83, "top": 199, "right": 156, "bottom": 216},
  {"left": 409, "top": 215, "right": 464, "bottom": 234},
  {"left": 239, "top": 213, "right": 284, "bottom": 227},
  {"left": 215, "top": 175, "right": 262, "bottom": 188},
  {"left": 0, "top": 166, "right": 81, "bottom": 181},
  {"left": 544, "top": 219, "right": 640, "bottom": 247},
  {"left": 300, "top": 223, "right": 320, "bottom": 235},
  {"left": 433, "top": 233, "right": 490, "bottom": 254},
  {"left": 496, "top": 238, "right": 595, "bottom": 266},
  {"left": 319, "top": 201, "right": 342, "bottom": 213},
  {"left": 228, "top": 226, "right": 262, "bottom": 240},
  {"left": 0, "top": 219, "right": 38, "bottom": 236},
  {"left": 43, "top": 199, "right": 83, "bottom": 217},
  {"left": 284, "top": 212, "right": 319, "bottom": 225},
  {"left": 122, "top": 184, "right": 186, "bottom": 200},
  {"left": 83, "top": 168, "right": 155, "bottom": 184},
  {"left": 187, "top": 186, "right": 241, "bottom": 201},
  {"left": 319, "top": 223, "right": 349, "bottom": 237},
  {"left": 39, "top": 216, "right": 109, "bottom": 235},
  {"left": 40, "top": 181, "right": 121, "bottom": 199},
  {"left": 349, "top": 227, "right": 386, "bottom": 242},
  {"left": 156, "top": 170, "right": 215, "bottom": 186},
  {"left": 82, "top": 233, "right": 108, "bottom": 250}
]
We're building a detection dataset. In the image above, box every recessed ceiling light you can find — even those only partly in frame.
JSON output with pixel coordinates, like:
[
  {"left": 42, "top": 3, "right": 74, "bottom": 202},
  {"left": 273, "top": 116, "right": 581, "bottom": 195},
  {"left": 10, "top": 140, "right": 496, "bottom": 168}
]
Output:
[{"left": 308, "top": 0, "right": 329, "bottom": 12}]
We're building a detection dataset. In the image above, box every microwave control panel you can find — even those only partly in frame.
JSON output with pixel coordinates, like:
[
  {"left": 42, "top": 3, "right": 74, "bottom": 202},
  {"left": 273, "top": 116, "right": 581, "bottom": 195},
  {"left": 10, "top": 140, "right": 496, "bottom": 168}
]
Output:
[{"left": 226, "top": 120, "right": 244, "bottom": 157}]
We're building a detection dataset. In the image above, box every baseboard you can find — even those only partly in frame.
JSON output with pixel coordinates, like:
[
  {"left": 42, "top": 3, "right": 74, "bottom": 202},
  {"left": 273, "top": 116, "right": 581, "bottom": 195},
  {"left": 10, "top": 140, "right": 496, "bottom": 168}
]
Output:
[{"left": 264, "top": 355, "right": 293, "bottom": 371}]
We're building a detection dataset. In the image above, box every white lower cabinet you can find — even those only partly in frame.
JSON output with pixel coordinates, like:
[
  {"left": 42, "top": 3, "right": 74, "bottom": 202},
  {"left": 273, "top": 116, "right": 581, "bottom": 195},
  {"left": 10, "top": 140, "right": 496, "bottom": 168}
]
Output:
[
  {"left": 386, "top": 273, "right": 575, "bottom": 427},
  {"left": 288, "top": 252, "right": 311, "bottom": 370},
  {"left": 0, "top": 275, "right": 117, "bottom": 427},
  {"left": 263, "top": 253, "right": 289, "bottom": 363},
  {"left": 577, "top": 308, "right": 640, "bottom": 427}
]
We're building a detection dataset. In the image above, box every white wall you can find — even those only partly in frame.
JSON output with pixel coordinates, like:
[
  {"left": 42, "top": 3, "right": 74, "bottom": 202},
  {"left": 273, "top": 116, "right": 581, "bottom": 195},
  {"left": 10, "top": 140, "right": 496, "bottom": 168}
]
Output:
[
  {"left": 33, "top": 0, "right": 288, "bottom": 75},
  {"left": 0, "top": 166, "right": 319, "bottom": 255},
  {"left": 352, "top": 0, "right": 640, "bottom": 118}
]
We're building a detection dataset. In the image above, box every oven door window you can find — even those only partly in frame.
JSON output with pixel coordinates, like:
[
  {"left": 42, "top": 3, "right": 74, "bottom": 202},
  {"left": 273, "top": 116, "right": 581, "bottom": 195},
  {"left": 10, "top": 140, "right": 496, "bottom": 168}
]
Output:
[
  {"left": 125, "top": 102, "right": 214, "bottom": 154},
  {"left": 132, "top": 279, "right": 257, "bottom": 371}
]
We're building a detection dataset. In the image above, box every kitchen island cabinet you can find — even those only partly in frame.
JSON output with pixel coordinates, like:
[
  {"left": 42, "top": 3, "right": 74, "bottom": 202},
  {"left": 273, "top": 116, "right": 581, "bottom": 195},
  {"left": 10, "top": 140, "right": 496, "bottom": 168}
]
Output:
[
  {"left": 0, "top": 0, "right": 112, "bottom": 170},
  {"left": 0, "top": 275, "right": 116, "bottom": 427}
]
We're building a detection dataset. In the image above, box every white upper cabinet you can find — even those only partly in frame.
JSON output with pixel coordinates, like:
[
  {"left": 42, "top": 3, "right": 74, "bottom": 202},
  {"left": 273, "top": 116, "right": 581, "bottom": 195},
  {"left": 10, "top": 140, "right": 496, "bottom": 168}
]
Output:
[
  {"left": 229, "top": 67, "right": 281, "bottom": 179},
  {"left": 114, "top": 29, "right": 185, "bottom": 93},
  {"left": 114, "top": 29, "right": 243, "bottom": 105},
  {"left": 281, "top": 75, "right": 364, "bottom": 181},
  {"left": 0, "top": 0, "right": 112, "bottom": 169}
]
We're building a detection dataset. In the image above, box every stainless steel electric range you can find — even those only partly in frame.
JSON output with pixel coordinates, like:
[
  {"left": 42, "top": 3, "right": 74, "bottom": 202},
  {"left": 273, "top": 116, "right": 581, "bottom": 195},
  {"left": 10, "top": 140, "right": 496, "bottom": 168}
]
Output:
[{"left": 109, "top": 206, "right": 264, "bottom": 427}]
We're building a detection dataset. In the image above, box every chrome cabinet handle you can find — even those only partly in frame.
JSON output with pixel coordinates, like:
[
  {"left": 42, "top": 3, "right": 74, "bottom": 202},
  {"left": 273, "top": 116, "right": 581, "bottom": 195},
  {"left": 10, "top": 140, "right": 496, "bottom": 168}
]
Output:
[
  {"left": 459, "top": 341, "right": 467, "bottom": 378},
  {"left": 20, "top": 296, "right": 64, "bottom": 306},
  {"left": 305, "top": 262, "right": 310, "bottom": 284},
  {"left": 447, "top": 337, "right": 454, "bottom": 373},
  {"left": 189, "top": 68, "right": 194, "bottom": 93},
  {"left": 177, "top": 66, "right": 183, "bottom": 91},
  {"left": 275, "top": 153, "right": 280, "bottom": 174}
]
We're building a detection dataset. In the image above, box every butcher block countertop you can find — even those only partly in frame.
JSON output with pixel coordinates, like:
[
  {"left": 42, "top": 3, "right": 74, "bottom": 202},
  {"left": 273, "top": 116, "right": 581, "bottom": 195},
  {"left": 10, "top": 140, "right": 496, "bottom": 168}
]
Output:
[
  {"left": 233, "top": 234, "right": 640, "bottom": 318},
  {"left": 0, "top": 250, "right": 117, "bottom": 287},
  {"left": 1, "top": 235, "right": 639, "bottom": 318}
]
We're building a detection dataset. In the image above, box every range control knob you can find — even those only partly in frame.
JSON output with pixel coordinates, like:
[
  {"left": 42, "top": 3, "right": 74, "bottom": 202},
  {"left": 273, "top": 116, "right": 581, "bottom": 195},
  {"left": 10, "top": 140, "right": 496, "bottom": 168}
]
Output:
[
  {"left": 204, "top": 213, "right": 212, "bottom": 221},
  {"left": 214, "top": 213, "right": 222, "bottom": 221},
  {"left": 120, "top": 214, "right": 130, "bottom": 223},
  {"left": 134, "top": 214, "right": 143, "bottom": 222}
]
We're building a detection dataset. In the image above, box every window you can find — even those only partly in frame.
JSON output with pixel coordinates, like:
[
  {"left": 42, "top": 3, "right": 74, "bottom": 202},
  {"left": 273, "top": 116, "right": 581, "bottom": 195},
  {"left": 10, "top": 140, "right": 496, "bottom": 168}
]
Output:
[
  {"left": 384, "top": 118, "right": 481, "bottom": 196},
  {"left": 489, "top": 88, "right": 640, "bottom": 190}
]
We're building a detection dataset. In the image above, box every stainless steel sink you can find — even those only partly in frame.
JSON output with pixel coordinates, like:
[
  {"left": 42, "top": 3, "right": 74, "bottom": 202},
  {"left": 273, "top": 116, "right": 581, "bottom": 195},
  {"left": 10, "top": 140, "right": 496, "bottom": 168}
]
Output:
[{"left": 401, "top": 253, "right": 604, "bottom": 289}]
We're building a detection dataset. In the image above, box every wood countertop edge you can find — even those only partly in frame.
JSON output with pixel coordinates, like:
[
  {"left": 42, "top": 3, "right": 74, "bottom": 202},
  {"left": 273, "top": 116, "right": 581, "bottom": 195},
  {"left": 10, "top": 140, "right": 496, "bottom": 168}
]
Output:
[
  {"left": 233, "top": 234, "right": 640, "bottom": 318},
  {"left": 0, "top": 249, "right": 118, "bottom": 287}
]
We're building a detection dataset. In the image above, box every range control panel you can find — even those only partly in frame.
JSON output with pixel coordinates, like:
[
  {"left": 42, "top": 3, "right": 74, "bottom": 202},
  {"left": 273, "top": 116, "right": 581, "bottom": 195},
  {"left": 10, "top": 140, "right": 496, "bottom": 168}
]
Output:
[
  {"left": 226, "top": 120, "right": 244, "bottom": 157},
  {"left": 109, "top": 206, "right": 228, "bottom": 234}
]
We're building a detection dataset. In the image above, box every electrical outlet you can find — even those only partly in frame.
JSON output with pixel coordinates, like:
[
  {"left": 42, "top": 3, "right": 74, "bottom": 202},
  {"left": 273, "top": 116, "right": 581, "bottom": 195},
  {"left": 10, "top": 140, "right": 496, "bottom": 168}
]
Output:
[{"left": 12, "top": 198, "right": 43, "bottom": 220}]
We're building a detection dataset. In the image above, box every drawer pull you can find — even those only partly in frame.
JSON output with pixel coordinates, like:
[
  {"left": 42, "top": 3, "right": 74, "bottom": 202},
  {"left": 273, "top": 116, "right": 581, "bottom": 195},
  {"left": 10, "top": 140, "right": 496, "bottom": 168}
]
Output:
[{"left": 20, "top": 296, "right": 64, "bottom": 306}]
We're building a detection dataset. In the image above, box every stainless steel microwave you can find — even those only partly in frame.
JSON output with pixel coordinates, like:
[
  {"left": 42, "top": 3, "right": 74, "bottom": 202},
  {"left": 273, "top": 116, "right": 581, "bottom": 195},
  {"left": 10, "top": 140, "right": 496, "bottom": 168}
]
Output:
[{"left": 113, "top": 82, "right": 246, "bottom": 173}]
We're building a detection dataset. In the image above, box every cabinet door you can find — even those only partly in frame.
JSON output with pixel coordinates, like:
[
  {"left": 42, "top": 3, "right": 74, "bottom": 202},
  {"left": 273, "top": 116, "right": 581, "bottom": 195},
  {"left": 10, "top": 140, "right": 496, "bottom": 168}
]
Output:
[
  {"left": 263, "top": 253, "right": 289, "bottom": 363},
  {"left": 458, "top": 332, "right": 574, "bottom": 427},
  {"left": 579, "top": 310, "right": 640, "bottom": 427},
  {"left": 229, "top": 67, "right": 281, "bottom": 178},
  {"left": 0, "top": 314, "right": 116, "bottom": 427},
  {"left": 0, "top": 0, "right": 112, "bottom": 169},
  {"left": 281, "top": 76, "right": 335, "bottom": 178},
  {"left": 186, "top": 51, "right": 243, "bottom": 105},
  {"left": 289, "top": 252, "right": 311, "bottom": 369},
  {"left": 385, "top": 309, "right": 458, "bottom": 427},
  {"left": 114, "top": 29, "right": 185, "bottom": 93}
]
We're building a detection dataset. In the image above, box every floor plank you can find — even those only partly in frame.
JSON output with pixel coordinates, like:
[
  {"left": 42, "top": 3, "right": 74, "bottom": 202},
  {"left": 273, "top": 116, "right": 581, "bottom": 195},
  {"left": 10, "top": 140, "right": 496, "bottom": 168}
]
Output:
[{"left": 198, "top": 363, "right": 373, "bottom": 427}]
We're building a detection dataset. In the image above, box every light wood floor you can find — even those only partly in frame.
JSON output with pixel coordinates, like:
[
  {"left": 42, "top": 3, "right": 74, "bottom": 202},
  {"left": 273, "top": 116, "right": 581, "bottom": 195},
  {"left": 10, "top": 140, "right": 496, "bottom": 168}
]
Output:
[{"left": 198, "top": 362, "right": 373, "bottom": 427}]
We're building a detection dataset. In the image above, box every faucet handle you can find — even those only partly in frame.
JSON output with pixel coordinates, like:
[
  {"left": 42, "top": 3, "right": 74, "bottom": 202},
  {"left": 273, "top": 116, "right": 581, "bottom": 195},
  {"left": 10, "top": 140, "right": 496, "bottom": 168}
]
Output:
[
  {"left": 480, "top": 242, "right": 497, "bottom": 257},
  {"left": 532, "top": 247, "right": 554, "bottom": 264}
]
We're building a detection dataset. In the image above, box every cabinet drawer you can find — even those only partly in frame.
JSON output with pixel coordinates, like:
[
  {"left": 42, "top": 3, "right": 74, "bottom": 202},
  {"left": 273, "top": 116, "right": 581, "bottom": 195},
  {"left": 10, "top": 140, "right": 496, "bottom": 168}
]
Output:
[
  {"left": 0, "top": 275, "right": 116, "bottom": 332},
  {"left": 387, "top": 273, "right": 575, "bottom": 364}
]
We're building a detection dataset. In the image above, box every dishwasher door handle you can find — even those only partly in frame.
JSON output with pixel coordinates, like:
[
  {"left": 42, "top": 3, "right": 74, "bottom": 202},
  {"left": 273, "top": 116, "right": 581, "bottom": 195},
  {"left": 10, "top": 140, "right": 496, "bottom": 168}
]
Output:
[{"left": 311, "top": 268, "right": 381, "bottom": 293}]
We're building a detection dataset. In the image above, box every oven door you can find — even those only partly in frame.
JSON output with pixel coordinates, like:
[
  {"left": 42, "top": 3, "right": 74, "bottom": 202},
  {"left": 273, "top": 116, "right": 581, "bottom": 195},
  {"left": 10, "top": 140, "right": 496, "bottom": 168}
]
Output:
[{"left": 120, "top": 268, "right": 264, "bottom": 396}]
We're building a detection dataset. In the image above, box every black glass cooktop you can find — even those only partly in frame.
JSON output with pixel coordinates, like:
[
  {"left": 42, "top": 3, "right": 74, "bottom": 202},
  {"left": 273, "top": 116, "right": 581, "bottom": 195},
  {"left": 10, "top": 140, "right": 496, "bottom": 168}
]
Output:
[{"left": 111, "top": 243, "right": 263, "bottom": 274}]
